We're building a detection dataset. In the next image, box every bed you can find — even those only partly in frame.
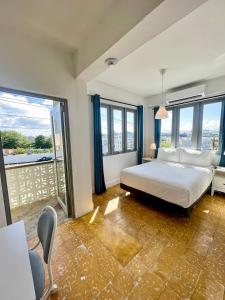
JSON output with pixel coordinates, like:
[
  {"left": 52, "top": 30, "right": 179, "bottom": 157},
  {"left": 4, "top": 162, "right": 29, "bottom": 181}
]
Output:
[{"left": 120, "top": 148, "right": 214, "bottom": 215}]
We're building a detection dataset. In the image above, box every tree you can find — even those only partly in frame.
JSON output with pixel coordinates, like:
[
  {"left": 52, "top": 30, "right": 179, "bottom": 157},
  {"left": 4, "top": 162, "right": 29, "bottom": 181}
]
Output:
[
  {"left": 0, "top": 130, "right": 29, "bottom": 149},
  {"left": 34, "top": 135, "right": 52, "bottom": 149},
  {"left": 44, "top": 137, "right": 53, "bottom": 149},
  {"left": 160, "top": 139, "right": 172, "bottom": 148}
]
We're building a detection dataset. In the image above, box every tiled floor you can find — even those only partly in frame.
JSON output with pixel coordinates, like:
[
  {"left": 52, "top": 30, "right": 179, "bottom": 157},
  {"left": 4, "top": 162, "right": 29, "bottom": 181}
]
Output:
[
  {"left": 29, "top": 185, "right": 225, "bottom": 299},
  {"left": 12, "top": 196, "right": 67, "bottom": 239}
]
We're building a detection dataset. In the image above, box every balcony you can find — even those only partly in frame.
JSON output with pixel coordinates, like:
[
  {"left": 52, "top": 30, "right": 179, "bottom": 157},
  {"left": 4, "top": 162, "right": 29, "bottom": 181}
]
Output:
[{"left": 5, "top": 160, "right": 67, "bottom": 239}]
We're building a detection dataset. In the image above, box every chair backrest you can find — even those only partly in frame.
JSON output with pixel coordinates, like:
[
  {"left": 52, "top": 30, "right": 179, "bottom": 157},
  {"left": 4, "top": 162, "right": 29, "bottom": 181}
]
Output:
[{"left": 37, "top": 206, "right": 57, "bottom": 264}]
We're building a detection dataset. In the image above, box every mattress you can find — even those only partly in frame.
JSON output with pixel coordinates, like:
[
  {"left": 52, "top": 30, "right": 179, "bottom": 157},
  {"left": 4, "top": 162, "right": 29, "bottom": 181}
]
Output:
[{"left": 120, "top": 160, "right": 213, "bottom": 208}]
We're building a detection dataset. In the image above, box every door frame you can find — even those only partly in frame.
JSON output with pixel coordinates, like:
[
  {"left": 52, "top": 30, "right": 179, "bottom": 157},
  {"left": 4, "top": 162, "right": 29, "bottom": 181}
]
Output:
[
  {"left": 51, "top": 103, "right": 69, "bottom": 214},
  {"left": 0, "top": 139, "right": 11, "bottom": 225},
  {"left": 0, "top": 86, "right": 75, "bottom": 222}
]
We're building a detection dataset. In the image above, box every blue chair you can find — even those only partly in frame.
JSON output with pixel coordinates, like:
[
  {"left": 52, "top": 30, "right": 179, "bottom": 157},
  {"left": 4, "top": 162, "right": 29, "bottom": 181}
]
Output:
[{"left": 29, "top": 206, "right": 58, "bottom": 300}]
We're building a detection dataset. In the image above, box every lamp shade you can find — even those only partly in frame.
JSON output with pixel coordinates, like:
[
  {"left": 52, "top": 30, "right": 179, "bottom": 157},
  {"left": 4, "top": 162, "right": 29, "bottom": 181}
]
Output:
[
  {"left": 155, "top": 106, "right": 168, "bottom": 119},
  {"left": 150, "top": 143, "right": 156, "bottom": 150}
]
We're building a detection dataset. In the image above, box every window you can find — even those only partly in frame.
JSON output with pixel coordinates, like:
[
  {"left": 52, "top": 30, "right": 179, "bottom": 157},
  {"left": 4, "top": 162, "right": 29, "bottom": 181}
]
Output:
[
  {"left": 201, "top": 102, "right": 222, "bottom": 150},
  {"left": 178, "top": 106, "right": 194, "bottom": 148},
  {"left": 100, "top": 104, "right": 137, "bottom": 155},
  {"left": 100, "top": 106, "right": 110, "bottom": 155},
  {"left": 159, "top": 98, "right": 224, "bottom": 151},
  {"left": 160, "top": 110, "right": 172, "bottom": 148},
  {"left": 112, "top": 108, "right": 124, "bottom": 153},
  {"left": 126, "top": 110, "right": 136, "bottom": 151}
]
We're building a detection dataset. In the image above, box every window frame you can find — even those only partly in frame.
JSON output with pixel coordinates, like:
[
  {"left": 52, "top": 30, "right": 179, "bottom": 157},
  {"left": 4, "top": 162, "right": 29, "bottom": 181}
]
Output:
[
  {"left": 111, "top": 105, "right": 125, "bottom": 155},
  {"left": 177, "top": 103, "right": 195, "bottom": 149},
  {"left": 160, "top": 98, "right": 224, "bottom": 152},
  {"left": 125, "top": 108, "right": 137, "bottom": 152},
  {"left": 160, "top": 108, "right": 173, "bottom": 148},
  {"left": 100, "top": 103, "right": 137, "bottom": 156},
  {"left": 199, "top": 99, "right": 223, "bottom": 151},
  {"left": 100, "top": 104, "right": 111, "bottom": 156}
]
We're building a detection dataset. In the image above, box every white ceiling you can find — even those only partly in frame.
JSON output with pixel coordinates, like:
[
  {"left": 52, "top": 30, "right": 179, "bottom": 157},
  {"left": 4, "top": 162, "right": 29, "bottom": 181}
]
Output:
[
  {"left": 0, "top": 0, "right": 116, "bottom": 51},
  {"left": 0, "top": 0, "right": 163, "bottom": 53},
  {"left": 97, "top": 0, "right": 225, "bottom": 97}
]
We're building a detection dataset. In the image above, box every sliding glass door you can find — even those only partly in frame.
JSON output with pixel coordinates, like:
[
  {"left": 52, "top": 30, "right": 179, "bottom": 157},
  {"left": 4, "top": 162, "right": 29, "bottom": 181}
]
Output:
[
  {"left": 51, "top": 103, "right": 68, "bottom": 214},
  {"left": 0, "top": 87, "right": 74, "bottom": 233}
]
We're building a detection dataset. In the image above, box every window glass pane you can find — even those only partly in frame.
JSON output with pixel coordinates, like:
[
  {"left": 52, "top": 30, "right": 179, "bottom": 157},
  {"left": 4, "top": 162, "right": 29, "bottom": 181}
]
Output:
[
  {"left": 160, "top": 110, "right": 172, "bottom": 148},
  {"left": 201, "top": 102, "right": 222, "bottom": 150},
  {"left": 179, "top": 106, "right": 193, "bottom": 148},
  {"left": 113, "top": 109, "right": 123, "bottom": 152},
  {"left": 100, "top": 106, "right": 109, "bottom": 155},
  {"left": 126, "top": 111, "right": 135, "bottom": 150}
]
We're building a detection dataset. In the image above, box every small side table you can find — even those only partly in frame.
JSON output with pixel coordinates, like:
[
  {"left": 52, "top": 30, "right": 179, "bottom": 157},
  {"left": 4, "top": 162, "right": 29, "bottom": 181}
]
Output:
[
  {"left": 211, "top": 167, "right": 225, "bottom": 196},
  {"left": 142, "top": 157, "right": 155, "bottom": 163}
]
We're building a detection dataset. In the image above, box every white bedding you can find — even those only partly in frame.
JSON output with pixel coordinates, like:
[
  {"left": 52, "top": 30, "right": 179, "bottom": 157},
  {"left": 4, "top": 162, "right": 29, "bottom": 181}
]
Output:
[{"left": 120, "top": 160, "right": 213, "bottom": 208}]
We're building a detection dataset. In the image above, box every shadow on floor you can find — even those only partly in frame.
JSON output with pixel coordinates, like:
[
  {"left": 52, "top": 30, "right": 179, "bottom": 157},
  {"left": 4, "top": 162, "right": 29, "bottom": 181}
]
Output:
[{"left": 11, "top": 196, "right": 67, "bottom": 240}]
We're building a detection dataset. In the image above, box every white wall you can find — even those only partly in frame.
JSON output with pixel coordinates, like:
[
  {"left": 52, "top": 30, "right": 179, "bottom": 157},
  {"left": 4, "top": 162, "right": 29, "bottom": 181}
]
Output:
[
  {"left": 0, "top": 178, "right": 7, "bottom": 227},
  {"left": 87, "top": 80, "right": 145, "bottom": 189},
  {"left": 144, "top": 75, "right": 225, "bottom": 155},
  {"left": 75, "top": 0, "right": 164, "bottom": 75},
  {"left": 103, "top": 153, "right": 138, "bottom": 188},
  {"left": 0, "top": 0, "right": 211, "bottom": 223},
  {"left": 0, "top": 27, "right": 93, "bottom": 222}
]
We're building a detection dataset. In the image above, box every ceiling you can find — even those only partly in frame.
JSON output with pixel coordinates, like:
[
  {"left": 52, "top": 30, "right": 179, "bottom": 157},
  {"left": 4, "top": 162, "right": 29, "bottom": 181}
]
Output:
[
  {"left": 96, "top": 0, "right": 225, "bottom": 97},
  {"left": 0, "top": 0, "right": 163, "bottom": 53},
  {"left": 0, "top": 0, "right": 115, "bottom": 51}
]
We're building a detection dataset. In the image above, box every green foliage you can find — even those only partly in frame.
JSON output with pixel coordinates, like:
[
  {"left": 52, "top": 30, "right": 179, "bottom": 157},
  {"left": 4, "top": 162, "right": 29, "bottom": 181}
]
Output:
[
  {"left": 44, "top": 137, "right": 53, "bottom": 149},
  {"left": 15, "top": 148, "right": 27, "bottom": 154},
  {"left": 0, "top": 130, "right": 30, "bottom": 149},
  {"left": 34, "top": 135, "right": 52, "bottom": 149},
  {"left": 0, "top": 130, "right": 53, "bottom": 151},
  {"left": 160, "top": 139, "right": 172, "bottom": 148}
]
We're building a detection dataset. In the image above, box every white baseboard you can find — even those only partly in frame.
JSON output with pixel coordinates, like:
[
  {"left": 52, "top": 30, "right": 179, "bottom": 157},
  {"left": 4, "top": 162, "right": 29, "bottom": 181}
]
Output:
[
  {"left": 92, "top": 178, "right": 120, "bottom": 193},
  {"left": 105, "top": 178, "right": 120, "bottom": 188}
]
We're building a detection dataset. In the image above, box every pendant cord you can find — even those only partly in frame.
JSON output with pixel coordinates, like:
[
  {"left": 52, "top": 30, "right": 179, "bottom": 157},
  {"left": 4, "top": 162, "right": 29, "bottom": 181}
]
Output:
[
  {"left": 161, "top": 72, "right": 164, "bottom": 105},
  {"left": 160, "top": 68, "right": 166, "bottom": 106}
]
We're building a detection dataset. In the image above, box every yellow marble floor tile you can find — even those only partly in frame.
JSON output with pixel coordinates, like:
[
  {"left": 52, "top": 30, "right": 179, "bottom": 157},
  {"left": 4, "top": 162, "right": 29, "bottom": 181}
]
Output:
[
  {"left": 95, "top": 283, "right": 124, "bottom": 300},
  {"left": 158, "top": 287, "right": 182, "bottom": 300},
  {"left": 128, "top": 270, "right": 165, "bottom": 300},
  {"left": 86, "top": 218, "right": 142, "bottom": 266},
  {"left": 111, "top": 269, "right": 136, "bottom": 297},
  {"left": 31, "top": 184, "right": 225, "bottom": 300}
]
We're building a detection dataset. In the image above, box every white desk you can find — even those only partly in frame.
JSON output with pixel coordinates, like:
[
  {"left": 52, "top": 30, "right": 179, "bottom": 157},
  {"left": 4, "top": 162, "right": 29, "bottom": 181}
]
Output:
[{"left": 0, "top": 221, "right": 36, "bottom": 300}]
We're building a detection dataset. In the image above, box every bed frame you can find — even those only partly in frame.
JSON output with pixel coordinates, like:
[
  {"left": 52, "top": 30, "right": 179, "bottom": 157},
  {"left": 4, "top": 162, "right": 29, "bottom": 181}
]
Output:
[{"left": 120, "top": 183, "right": 211, "bottom": 217}]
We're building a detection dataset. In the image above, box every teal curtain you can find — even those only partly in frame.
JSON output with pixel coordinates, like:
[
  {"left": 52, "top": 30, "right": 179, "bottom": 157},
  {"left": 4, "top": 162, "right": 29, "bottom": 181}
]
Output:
[
  {"left": 154, "top": 106, "right": 161, "bottom": 158},
  {"left": 137, "top": 106, "right": 143, "bottom": 164},
  {"left": 92, "top": 94, "right": 106, "bottom": 194},
  {"left": 220, "top": 100, "right": 225, "bottom": 167}
]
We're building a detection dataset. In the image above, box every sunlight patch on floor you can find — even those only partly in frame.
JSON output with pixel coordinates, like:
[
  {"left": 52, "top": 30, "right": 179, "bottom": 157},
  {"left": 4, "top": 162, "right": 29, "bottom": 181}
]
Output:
[
  {"left": 89, "top": 206, "right": 100, "bottom": 223},
  {"left": 104, "top": 197, "right": 119, "bottom": 215}
]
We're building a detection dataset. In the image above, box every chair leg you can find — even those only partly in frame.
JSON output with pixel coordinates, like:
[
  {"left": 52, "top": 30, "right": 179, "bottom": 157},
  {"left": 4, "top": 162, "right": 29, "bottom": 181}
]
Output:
[
  {"left": 48, "top": 262, "right": 58, "bottom": 294},
  {"left": 41, "top": 263, "right": 57, "bottom": 299},
  {"left": 42, "top": 283, "right": 58, "bottom": 299},
  {"left": 50, "top": 283, "right": 58, "bottom": 295}
]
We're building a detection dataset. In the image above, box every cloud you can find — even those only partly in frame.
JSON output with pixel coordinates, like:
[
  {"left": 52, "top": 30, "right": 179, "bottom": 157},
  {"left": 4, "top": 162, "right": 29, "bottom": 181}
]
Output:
[
  {"left": 0, "top": 92, "right": 53, "bottom": 136},
  {"left": 203, "top": 120, "right": 220, "bottom": 131}
]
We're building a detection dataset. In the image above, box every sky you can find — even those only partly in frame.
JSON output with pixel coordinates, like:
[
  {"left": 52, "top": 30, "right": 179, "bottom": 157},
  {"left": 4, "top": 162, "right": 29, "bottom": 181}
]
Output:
[
  {"left": 100, "top": 107, "right": 134, "bottom": 134},
  {"left": 0, "top": 92, "right": 53, "bottom": 137},
  {"left": 161, "top": 102, "right": 222, "bottom": 133}
]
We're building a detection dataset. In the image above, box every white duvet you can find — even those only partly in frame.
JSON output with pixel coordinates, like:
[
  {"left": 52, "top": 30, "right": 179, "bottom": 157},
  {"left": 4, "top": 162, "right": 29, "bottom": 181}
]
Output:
[{"left": 120, "top": 160, "right": 213, "bottom": 208}]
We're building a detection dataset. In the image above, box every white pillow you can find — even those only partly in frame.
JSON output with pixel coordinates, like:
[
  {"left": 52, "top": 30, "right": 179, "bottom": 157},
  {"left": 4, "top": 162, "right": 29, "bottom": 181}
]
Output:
[
  {"left": 179, "top": 148, "right": 212, "bottom": 167},
  {"left": 157, "top": 148, "right": 180, "bottom": 163}
]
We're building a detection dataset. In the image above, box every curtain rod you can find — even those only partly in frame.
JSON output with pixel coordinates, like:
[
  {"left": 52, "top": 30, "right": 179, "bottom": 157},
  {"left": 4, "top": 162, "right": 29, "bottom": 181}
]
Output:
[
  {"left": 89, "top": 94, "right": 138, "bottom": 108},
  {"left": 151, "top": 92, "right": 225, "bottom": 109}
]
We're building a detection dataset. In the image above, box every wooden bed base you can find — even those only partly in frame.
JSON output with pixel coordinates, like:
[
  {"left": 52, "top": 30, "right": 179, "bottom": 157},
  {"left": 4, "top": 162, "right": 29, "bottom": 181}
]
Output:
[{"left": 120, "top": 183, "right": 210, "bottom": 217}]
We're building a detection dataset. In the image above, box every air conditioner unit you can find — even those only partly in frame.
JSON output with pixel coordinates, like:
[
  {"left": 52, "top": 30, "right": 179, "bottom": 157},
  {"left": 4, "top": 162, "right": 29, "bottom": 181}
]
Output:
[{"left": 167, "top": 85, "right": 205, "bottom": 105}]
